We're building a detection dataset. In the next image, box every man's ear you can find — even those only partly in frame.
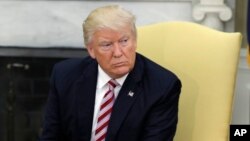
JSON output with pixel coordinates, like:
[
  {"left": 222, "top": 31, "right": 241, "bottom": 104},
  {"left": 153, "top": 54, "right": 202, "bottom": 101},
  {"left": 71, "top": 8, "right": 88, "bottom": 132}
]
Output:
[{"left": 86, "top": 45, "right": 96, "bottom": 59}]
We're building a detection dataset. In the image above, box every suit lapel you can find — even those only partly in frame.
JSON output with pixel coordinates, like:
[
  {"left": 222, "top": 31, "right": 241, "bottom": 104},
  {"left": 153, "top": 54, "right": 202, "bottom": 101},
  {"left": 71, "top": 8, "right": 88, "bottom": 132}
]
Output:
[
  {"left": 106, "top": 54, "right": 144, "bottom": 141},
  {"left": 74, "top": 61, "right": 98, "bottom": 141}
]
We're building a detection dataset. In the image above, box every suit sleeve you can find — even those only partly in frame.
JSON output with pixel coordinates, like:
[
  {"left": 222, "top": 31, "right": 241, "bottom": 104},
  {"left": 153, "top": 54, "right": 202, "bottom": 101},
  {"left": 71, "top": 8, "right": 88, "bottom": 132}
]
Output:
[
  {"left": 39, "top": 66, "right": 63, "bottom": 141},
  {"left": 141, "top": 79, "right": 182, "bottom": 141}
]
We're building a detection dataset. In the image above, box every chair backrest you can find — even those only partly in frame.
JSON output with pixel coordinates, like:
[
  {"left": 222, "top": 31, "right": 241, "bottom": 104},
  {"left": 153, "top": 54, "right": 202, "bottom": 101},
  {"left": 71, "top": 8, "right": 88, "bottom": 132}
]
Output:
[{"left": 136, "top": 21, "right": 242, "bottom": 141}]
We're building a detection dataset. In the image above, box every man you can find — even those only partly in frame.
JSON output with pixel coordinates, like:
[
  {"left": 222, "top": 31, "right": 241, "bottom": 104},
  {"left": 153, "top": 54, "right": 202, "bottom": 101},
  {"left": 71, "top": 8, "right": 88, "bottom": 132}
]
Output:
[{"left": 39, "top": 5, "right": 181, "bottom": 141}]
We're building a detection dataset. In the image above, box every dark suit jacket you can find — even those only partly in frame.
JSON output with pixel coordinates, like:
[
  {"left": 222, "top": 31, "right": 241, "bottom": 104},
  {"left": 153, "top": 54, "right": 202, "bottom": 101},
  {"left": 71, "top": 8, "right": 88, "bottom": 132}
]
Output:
[{"left": 39, "top": 53, "right": 181, "bottom": 141}]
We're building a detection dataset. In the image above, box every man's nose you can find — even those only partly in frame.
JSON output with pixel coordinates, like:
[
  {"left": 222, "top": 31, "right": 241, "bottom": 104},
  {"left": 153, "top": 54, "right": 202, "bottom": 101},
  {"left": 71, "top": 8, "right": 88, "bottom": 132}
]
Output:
[{"left": 113, "top": 43, "right": 123, "bottom": 58}]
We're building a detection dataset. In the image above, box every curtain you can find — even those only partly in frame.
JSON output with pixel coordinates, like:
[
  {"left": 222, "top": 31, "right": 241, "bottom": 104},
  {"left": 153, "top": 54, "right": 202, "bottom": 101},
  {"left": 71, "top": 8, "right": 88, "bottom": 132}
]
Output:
[{"left": 247, "top": 0, "right": 250, "bottom": 66}]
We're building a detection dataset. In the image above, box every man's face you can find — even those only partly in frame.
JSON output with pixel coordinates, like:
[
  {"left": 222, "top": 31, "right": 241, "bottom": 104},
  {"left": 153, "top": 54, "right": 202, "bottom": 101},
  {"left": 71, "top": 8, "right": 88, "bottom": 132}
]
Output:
[{"left": 87, "top": 26, "right": 137, "bottom": 78}]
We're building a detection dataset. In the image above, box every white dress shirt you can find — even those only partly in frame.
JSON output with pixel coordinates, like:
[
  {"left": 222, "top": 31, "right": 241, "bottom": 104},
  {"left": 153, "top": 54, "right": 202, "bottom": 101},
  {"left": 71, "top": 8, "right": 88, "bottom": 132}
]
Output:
[{"left": 90, "top": 65, "right": 128, "bottom": 141}]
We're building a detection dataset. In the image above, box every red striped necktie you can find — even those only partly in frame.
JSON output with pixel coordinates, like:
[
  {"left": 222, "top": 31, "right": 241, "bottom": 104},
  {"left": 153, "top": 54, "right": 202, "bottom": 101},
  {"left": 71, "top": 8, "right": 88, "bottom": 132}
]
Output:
[{"left": 95, "top": 79, "right": 118, "bottom": 141}]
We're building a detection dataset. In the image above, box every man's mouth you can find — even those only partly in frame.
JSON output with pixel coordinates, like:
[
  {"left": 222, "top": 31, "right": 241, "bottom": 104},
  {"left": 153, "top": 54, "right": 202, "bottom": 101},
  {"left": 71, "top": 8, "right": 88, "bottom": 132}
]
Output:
[{"left": 113, "top": 62, "right": 126, "bottom": 67}]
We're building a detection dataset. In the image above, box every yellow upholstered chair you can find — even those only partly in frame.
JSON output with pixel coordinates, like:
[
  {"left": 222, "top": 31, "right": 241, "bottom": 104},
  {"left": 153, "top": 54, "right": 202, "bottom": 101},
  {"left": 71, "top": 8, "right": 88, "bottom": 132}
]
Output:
[{"left": 136, "top": 21, "right": 242, "bottom": 141}]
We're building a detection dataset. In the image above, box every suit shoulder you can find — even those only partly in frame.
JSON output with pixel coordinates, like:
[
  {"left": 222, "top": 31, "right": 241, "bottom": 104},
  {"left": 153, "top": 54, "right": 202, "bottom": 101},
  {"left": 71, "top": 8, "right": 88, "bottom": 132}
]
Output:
[
  {"left": 138, "top": 54, "right": 180, "bottom": 82},
  {"left": 136, "top": 53, "right": 182, "bottom": 97},
  {"left": 55, "top": 56, "right": 92, "bottom": 70},
  {"left": 52, "top": 56, "right": 94, "bottom": 81}
]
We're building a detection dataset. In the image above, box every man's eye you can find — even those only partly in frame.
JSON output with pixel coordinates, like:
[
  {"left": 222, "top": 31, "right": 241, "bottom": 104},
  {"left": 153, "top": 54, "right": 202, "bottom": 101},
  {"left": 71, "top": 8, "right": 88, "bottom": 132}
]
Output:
[
  {"left": 119, "top": 38, "right": 129, "bottom": 46},
  {"left": 103, "top": 44, "right": 111, "bottom": 47},
  {"left": 100, "top": 43, "right": 112, "bottom": 50}
]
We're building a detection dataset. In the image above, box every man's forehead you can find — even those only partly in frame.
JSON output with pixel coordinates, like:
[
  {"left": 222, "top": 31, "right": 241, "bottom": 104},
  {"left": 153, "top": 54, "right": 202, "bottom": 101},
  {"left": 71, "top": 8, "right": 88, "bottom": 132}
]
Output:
[{"left": 95, "top": 31, "right": 131, "bottom": 40}]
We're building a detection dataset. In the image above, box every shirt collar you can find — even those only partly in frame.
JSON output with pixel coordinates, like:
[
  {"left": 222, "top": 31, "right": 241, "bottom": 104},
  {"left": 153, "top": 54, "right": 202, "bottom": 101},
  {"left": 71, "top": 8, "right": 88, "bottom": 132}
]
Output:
[{"left": 97, "top": 65, "right": 128, "bottom": 89}]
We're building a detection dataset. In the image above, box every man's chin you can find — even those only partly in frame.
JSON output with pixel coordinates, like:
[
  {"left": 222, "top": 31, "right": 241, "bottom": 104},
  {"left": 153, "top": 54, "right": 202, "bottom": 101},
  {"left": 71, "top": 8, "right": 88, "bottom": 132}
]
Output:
[{"left": 112, "top": 68, "right": 130, "bottom": 78}]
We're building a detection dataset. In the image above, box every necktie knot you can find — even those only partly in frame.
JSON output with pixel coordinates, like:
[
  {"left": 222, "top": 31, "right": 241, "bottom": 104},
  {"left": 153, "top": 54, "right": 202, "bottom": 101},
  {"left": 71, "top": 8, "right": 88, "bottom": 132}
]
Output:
[{"left": 108, "top": 79, "right": 118, "bottom": 90}]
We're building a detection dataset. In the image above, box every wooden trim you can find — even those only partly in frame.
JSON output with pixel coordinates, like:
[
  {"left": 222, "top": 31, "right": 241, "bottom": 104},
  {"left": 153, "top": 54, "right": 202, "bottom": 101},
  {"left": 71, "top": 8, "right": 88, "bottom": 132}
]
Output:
[
  {"left": 0, "top": 46, "right": 88, "bottom": 58},
  {"left": 235, "top": 0, "right": 248, "bottom": 48}
]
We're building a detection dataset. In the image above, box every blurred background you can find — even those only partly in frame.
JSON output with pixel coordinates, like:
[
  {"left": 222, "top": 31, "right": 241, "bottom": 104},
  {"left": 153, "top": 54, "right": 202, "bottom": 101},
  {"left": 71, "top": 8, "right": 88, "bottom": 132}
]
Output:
[{"left": 0, "top": 0, "right": 249, "bottom": 141}]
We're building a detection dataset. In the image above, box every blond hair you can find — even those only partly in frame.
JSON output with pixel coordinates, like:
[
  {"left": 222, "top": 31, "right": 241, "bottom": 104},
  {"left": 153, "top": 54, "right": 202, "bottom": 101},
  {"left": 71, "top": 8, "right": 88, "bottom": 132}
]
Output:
[{"left": 83, "top": 5, "right": 136, "bottom": 46}]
